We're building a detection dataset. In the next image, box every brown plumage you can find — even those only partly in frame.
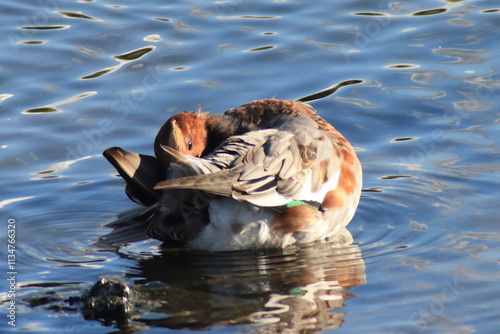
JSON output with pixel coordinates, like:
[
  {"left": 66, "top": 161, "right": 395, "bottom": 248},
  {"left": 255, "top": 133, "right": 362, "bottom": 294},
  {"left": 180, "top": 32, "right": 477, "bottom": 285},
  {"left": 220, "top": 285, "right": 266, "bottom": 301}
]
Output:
[{"left": 102, "top": 99, "right": 362, "bottom": 251}]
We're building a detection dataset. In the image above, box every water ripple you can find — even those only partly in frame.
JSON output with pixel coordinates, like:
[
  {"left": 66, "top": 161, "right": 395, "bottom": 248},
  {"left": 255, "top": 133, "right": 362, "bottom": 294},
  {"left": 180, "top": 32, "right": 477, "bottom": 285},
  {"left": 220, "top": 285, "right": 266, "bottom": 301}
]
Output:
[
  {"left": 0, "top": 94, "right": 13, "bottom": 102},
  {"left": 81, "top": 46, "right": 156, "bottom": 80},
  {"left": 433, "top": 48, "right": 490, "bottom": 65},
  {"left": 383, "top": 86, "right": 445, "bottom": 99},
  {"left": 218, "top": 15, "right": 281, "bottom": 20},
  {"left": 412, "top": 8, "right": 447, "bottom": 16},
  {"left": 23, "top": 91, "right": 97, "bottom": 114},
  {"left": 243, "top": 45, "right": 276, "bottom": 52},
  {"left": 19, "top": 25, "right": 70, "bottom": 30},
  {"left": 55, "top": 11, "right": 102, "bottom": 22}
]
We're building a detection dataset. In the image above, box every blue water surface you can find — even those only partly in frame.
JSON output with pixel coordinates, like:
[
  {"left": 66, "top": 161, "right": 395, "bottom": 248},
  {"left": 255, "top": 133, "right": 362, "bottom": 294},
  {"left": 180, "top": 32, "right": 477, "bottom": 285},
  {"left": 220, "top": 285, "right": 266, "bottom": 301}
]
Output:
[{"left": 1, "top": 0, "right": 500, "bottom": 333}]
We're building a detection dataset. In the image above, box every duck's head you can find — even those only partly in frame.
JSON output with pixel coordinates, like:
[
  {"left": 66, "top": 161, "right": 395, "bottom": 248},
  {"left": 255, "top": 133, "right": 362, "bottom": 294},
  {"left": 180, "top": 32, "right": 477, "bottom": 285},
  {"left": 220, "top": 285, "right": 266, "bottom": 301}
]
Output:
[
  {"left": 154, "top": 111, "right": 241, "bottom": 168},
  {"left": 154, "top": 112, "right": 210, "bottom": 167}
]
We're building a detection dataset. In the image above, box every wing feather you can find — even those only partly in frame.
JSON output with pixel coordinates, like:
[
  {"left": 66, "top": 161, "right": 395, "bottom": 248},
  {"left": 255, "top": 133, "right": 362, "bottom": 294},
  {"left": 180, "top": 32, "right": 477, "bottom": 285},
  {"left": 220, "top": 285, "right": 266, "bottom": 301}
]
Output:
[{"left": 154, "top": 120, "right": 341, "bottom": 208}]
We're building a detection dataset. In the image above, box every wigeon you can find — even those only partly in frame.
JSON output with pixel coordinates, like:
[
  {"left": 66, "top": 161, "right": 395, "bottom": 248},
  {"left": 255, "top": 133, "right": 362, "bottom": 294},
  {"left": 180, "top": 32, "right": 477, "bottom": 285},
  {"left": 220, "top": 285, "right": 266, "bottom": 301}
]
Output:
[{"left": 103, "top": 99, "right": 362, "bottom": 251}]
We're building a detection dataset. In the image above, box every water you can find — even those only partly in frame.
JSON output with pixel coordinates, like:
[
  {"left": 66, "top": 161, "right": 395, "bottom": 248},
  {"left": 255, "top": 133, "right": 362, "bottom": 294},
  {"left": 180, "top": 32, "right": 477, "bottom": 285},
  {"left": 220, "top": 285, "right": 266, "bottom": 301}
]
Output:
[{"left": 1, "top": 0, "right": 499, "bottom": 333}]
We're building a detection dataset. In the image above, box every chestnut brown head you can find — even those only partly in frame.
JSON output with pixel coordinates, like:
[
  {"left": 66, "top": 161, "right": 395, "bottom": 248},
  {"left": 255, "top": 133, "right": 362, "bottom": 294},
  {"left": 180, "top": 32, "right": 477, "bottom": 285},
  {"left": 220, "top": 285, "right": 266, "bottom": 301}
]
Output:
[{"left": 154, "top": 112, "right": 210, "bottom": 168}]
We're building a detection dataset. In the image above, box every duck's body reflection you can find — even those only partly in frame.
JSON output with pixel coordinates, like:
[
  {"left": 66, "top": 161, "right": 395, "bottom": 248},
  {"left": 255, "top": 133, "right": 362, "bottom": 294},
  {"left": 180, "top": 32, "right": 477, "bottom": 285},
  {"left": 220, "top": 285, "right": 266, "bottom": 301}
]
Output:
[{"left": 97, "top": 240, "right": 365, "bottom": 332}]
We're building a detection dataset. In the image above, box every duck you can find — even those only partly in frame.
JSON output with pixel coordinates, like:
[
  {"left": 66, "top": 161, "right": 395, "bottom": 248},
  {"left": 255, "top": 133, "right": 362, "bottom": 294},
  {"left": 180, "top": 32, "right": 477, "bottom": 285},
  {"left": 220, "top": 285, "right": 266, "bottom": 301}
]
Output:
[{"left": 102, "top": 99, "right": 362, "bottom": 251}]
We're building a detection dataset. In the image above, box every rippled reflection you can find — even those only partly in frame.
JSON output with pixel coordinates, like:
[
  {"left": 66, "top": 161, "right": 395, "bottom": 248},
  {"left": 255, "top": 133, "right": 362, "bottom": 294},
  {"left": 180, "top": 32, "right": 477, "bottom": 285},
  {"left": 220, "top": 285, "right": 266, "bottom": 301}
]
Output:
[
  {"left": 482, "top": 9, "right": 499, "bottom": 13},
  {"left": 383, "top": 64, "right": 420, "bottom": 70},
  {"left": 218, "top": 15, "right": 280, "bottom": 20},
  {"left": 383, "top": 86, "right": 445, "bottom": 99},
  {"left": 353, "top": 12, "right": 387, "bottom": 16},
  {"left": 0, "top": 196, "right": 35, "bottom": 208},
  {"left": 433, "top": 48, "right": 489, "bottom": 65},
  {"left": 18, "top": 40, "right": 47, "bottom": 45},
  {"left": 0, "top": 93, "right": 13, "bottom": 102},
  {"left": 81, "top": 46, "right": 156, "bottom": 80},
  {"left": 244, "top": 45, "right": 276, "bottom": 52},
  {"left": 296, "top": 79, "right": 364, "bottom": 103},
  {"left": 19, "top": 25, "right": 70, "bottom": 30},
  {"left": 412, "top": 8, "right": 447, "bottom": 16},
  {"left": 108, "top": 242, "right": 366, "bottom": 331},
  {"left": 55, "top": 11, "right": 101, "bottom": 21},
  {"left": 23, "top": 91, "right": 97, "bottom": 114},
  {"left": 391, "top": 137, "right": 417, "bottom": 143},
  {"left": 31, "top": 155, "right": 94, "bottom": 180}
]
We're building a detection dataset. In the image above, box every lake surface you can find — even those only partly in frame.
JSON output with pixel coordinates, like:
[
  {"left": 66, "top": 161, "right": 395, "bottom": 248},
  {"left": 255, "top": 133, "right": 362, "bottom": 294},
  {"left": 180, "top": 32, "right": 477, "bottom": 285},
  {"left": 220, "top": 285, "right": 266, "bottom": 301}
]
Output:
[{"left": 1, "top": 0, "right": 500, "bottom": 333}]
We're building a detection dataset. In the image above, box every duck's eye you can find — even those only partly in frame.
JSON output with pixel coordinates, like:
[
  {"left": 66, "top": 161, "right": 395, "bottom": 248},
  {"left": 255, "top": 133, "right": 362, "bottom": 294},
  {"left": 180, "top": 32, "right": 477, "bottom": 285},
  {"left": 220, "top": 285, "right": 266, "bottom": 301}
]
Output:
[{"left": 187, "top": 140, "right": 193, "bottom": 150}]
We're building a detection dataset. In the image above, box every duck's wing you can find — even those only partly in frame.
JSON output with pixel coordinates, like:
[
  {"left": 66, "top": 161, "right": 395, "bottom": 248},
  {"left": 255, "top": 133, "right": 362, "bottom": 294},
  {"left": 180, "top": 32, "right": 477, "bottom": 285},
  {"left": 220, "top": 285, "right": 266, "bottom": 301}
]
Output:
[
  {"left": 98, "top": 202, "right": 209, "bottom": 246},
  {"left": 98, "top": 206, "right": 157, "bottom": 246},
  {"left": 145, "top": 202, "right": 210, "bottom": 243},
  {"left": 155, "top": 121, "right": 342, "bottom": 208}
]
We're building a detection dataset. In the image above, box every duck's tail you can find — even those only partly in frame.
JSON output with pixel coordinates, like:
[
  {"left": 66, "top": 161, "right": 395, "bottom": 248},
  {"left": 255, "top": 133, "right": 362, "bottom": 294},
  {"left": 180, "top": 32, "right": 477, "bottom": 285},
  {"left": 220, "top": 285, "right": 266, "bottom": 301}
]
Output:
[
  {"left": 103, "top": 147, "right": 164, "bottom": 206},
  {"left": 102, "top": 146, "right": 210, "bottom": 245}
]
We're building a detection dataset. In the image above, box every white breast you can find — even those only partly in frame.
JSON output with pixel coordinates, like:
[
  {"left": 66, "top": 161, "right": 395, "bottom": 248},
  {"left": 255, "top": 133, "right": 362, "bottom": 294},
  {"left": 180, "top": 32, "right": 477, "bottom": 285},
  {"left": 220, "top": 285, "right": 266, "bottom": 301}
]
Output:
[{"left": 187, "top": 198, "right": 296, "bottom": 251}]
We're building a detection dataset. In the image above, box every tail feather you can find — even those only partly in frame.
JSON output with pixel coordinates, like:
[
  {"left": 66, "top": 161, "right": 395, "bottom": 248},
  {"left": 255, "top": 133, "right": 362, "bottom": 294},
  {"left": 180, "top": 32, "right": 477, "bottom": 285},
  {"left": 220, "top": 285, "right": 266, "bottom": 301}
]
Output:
[{"left": 103, "top": 147, "right": 164, "bottom": 205}]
